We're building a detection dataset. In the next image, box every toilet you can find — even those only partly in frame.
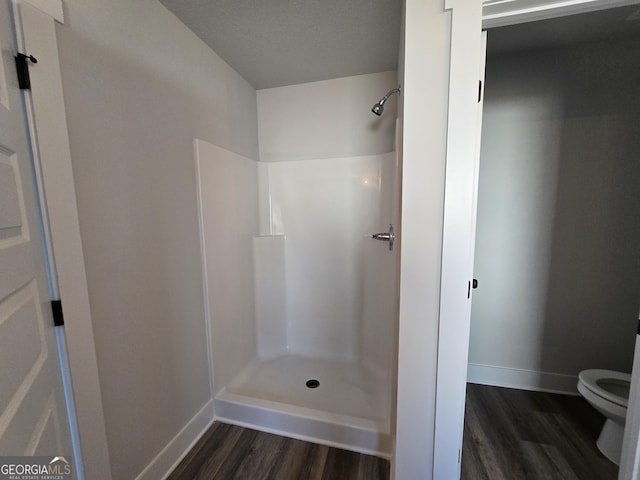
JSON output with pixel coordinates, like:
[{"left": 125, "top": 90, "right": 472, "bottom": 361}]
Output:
[{"left": 577, "top": 369, "right": 631, "bottom": 465}]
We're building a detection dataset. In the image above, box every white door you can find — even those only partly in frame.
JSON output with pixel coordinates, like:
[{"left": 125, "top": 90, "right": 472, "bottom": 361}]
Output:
[
  {"left": 0, "top": 0, "right": 73, "bottom": 460},
  {"left": 431, "top": 2, "right": 640, "bottom": 480},
  {"left": 432, "top": 5, "right": 486, "bottom": 478},
  {"left": 620, "top": 321, "right": 640, "bottom": 479}
]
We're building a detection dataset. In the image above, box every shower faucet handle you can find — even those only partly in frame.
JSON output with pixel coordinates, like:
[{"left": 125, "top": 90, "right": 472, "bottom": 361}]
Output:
[{"left": 372, "top": 224, "right": 395, "bottom": 251}]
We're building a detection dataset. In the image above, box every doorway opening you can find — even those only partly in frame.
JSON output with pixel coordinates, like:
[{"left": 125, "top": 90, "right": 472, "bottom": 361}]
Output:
[{"left": 464, "top": 4, "right": 640, "bottom": 478}]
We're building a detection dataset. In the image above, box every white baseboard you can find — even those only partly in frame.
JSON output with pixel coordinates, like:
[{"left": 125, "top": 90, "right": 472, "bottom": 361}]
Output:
[
  {"left": 134, "top": 399, "right": 215, "bottom": 480},
  {"left": 467, "top": 363, "right": 580, "bottom": 396}
]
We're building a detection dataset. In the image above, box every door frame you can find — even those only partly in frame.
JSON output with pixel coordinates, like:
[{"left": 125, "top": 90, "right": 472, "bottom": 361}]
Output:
[
  {"left": 11, "top": 1, "right": 111, "bottom": 478},
  {"left": 433, "top": 0, "right": 640, "bottom": 479},
  {"left": 482, "top": 0, "right": 640, "bottom": 27}
]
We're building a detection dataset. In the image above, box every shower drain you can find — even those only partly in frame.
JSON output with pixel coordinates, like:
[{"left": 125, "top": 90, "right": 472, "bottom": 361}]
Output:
[{"left": 305, "top": 379, "right": 320, "bottom": 389}]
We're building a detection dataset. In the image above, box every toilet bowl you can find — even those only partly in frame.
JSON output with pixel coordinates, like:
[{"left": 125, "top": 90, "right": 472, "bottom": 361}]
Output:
[{"left": 577, "top": 369, "right": 631, "bottom": 465}]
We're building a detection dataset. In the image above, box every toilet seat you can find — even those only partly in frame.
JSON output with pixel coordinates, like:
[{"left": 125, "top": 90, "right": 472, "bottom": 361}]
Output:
[{"left": 578, "top": 369, "right": 630, "bottom": 408}]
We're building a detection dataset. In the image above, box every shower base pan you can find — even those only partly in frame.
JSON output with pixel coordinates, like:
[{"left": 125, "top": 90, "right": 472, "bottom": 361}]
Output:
[{"left": 214, "top": 355, "right": 392, "bottom": 458}]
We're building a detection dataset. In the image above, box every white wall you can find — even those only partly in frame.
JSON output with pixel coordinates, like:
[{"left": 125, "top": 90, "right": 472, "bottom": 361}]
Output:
[
  {"left": 469, "top": 38, "right": 640, "bottom": 392},
  {"left": 257, "top": 71, "right": 398, "bottom": 162},
  {"left": 54, "top": 1, "right": 258, "bottom": 478}
]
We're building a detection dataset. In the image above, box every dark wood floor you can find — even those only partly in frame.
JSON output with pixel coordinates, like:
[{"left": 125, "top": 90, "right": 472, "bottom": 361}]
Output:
[
  {"left": 167, "top": 422, "right": 390, "bottom": 480},
  {"left": 462, "top": 383, "right": 618, "bottom": 480},
  {"left": 168, "top": 384, "right": 617, "bottom": 480}
]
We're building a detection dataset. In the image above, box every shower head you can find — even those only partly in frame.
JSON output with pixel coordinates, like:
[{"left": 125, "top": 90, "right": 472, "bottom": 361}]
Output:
[
  {"left": 371, "top": 86, "right": 401, "bottom": 116},
  {"left": 371, "top": 102, "right": 385, "bottom": 116}
]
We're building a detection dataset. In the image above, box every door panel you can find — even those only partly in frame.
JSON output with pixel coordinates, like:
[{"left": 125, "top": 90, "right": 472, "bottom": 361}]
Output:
[
  {"left": 620, "top": 328, "right": 640, "bottom": 479},
  {"left": 0, "top": 0, "right": 73, "bottom": 458},
  {"left": 433, "top": 2, "right": 485, "bottom": 477}
]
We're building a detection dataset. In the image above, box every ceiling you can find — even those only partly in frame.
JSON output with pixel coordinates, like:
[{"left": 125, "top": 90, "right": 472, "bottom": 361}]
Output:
[
  {"left": 158, "top": 0, "right": 402, "bottom": 90},
  {"left": 158, "top": 1, "right": 640, "bottom": 90}
]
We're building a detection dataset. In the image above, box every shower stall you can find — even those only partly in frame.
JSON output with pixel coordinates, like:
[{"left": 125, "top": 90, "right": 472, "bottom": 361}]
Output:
[{"left": 195, "top": 72, "right": 400, "bottom": 457}]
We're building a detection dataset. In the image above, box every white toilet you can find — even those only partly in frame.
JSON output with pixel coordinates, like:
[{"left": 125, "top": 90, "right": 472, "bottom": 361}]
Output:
[{"left": 577, "top": 369, "right": 631, "bottom": 465}]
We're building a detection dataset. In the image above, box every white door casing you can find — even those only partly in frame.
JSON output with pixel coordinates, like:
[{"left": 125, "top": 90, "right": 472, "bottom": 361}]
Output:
[
  {"left": 0, "top": 0, "right": 73, "bottom": 459},
  {"left": 6, "top": 1, "right": 111, "bottom": 478},
  {"left": 482, "top": 0, "right": 640, "bottom": 27}
]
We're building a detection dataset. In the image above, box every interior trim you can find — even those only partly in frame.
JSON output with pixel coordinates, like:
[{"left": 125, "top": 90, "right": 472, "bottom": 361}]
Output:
[
  {"left": 482, "top": 0, "right": 640, "bottom": 28},
  {"left": 134, "top": 400, "right": 214, "bottom": 480},
  {"left": 468, "top": 363, "right": 580, "bottom": 396}
]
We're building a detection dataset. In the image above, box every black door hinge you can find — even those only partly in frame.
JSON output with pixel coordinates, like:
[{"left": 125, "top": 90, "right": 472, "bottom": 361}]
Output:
[
  {"left": 15, "top": 53, "right": 37, "bottom": 90},
  {"left": 468, "top": 279, "right": 479, "bottom": 298},
  {"left": 478, "top": 80, "right": 483, "bottom": 103},
  {"left": 51, "top": 300, "right": 64, "bottom": 327}
]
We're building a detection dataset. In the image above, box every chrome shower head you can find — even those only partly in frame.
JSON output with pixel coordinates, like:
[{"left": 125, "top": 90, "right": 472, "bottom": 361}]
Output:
[
  {"left": 371, "top": 87, "right": 401, "bottom": 116},
  {"left": 371, "top": 101, "right": 385, "bottom": 116}
]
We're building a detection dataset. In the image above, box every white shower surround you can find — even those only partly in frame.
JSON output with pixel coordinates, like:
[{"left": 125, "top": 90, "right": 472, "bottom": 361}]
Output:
[
  {"left": 196, "top": 139, "right": 397, "bottom": 456},
  {"left": 260, "top": 155, "right": 396, "bottom": 365}
]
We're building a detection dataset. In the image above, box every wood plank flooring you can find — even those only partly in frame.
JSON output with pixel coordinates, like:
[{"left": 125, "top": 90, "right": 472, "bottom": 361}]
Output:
[
  {"left": 462, "top": 383, "right": 618, "bottom": 480},
  {"left": 166, "top": 422, "right": 390, "bottom": 480},
  {"left": 168, "top": 384, "right": 616, "bottom": 479}
]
